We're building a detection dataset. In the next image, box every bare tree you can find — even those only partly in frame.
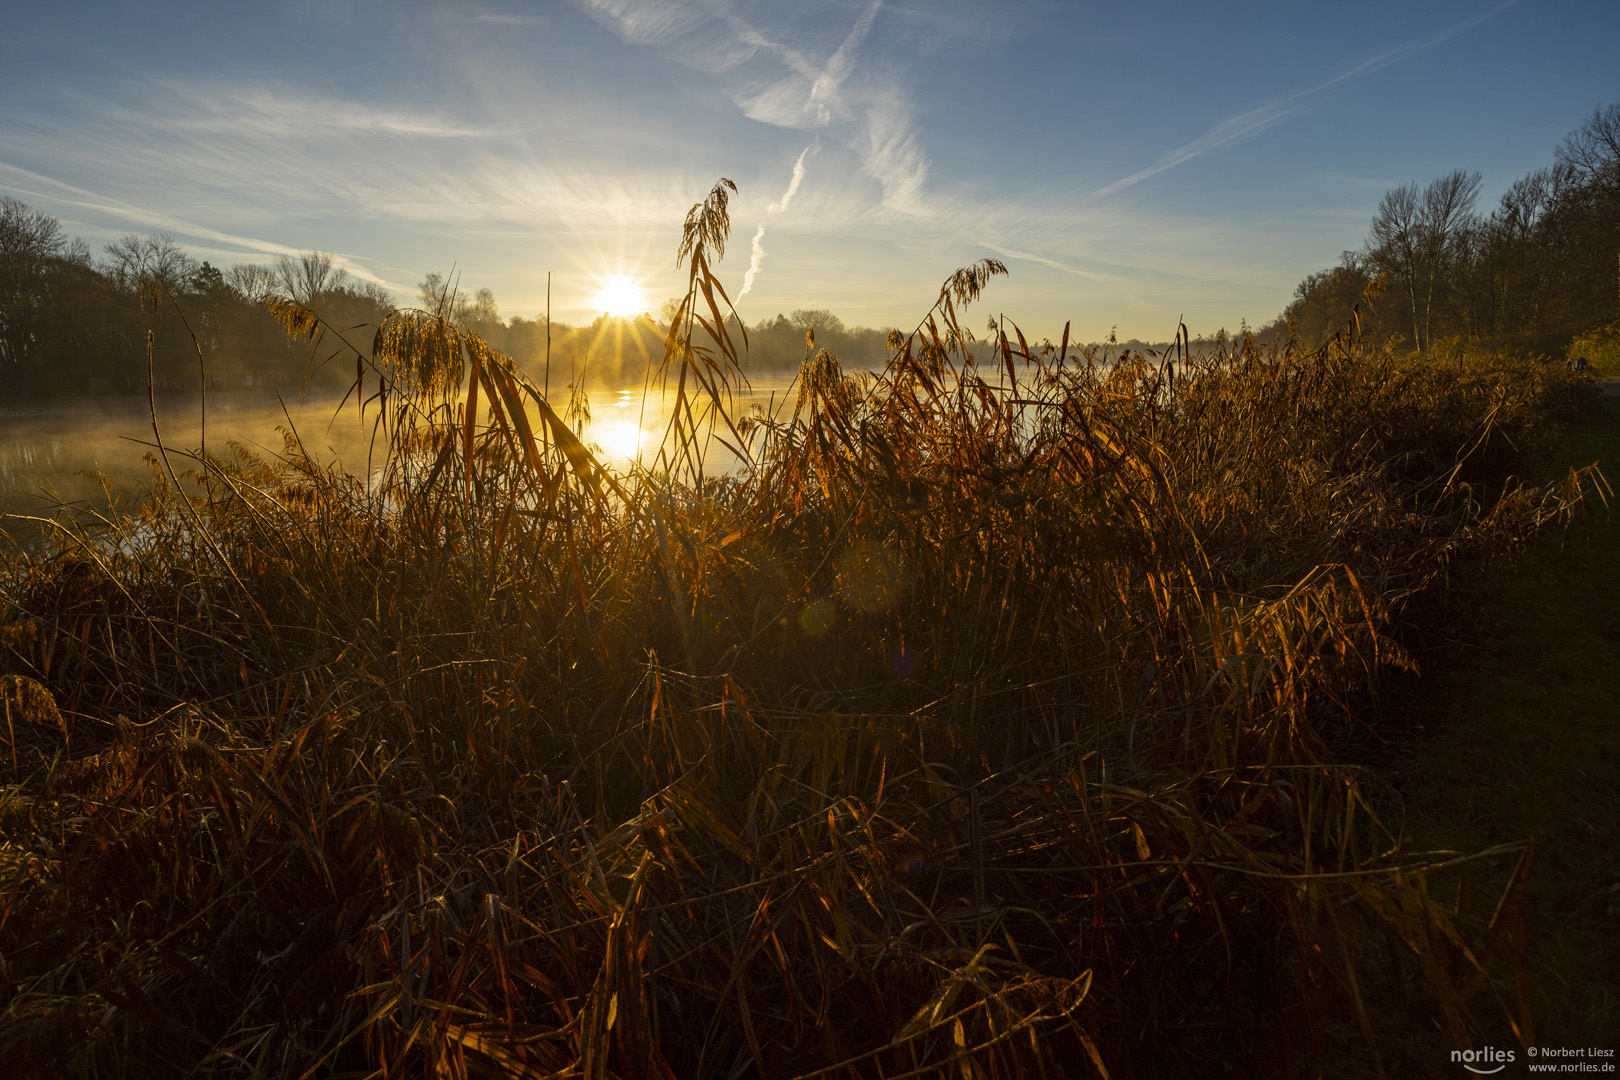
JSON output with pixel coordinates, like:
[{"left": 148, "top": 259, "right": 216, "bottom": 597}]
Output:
[
  {"left": 102, "top": 234, "right": 197, "bottom": 295},
  {"left": 1556, "top": 103, "right": 1620, "bottom": 189},
  {"left": 1416, "top": 170, "right": 1482, "bottom": 350},
  {"left": 226, "top": 262, "right": 279, "bottom": 302},
  {"left": 274, "top": 251, "right": 350, "bottom": 306},
  {"left": 468, "top": 287, "right": 499, "bottom": 327},
  {"left": 658, "top": 297, "right": 682, "bottom": 329},
  {"left": 0, "top": 197, "right": 66, "bottom": 260},
  {"left": 1496, "top": 166, "right": 1570, "bottom": 240},
  {"left": 415, "top": 273, "right": 495, "bottom": 327},
  {"left": 353, "top": 280, "right": 398, "bottom": 315},
  {"left": 418, "top": 271, "right": 467, "bottom": 318},
  {"left": 1368, "top": 171, "right": 1481, "bottom": 351},
  {"left": 1555, "top": 105, "right": 1620, "bottom": 313},
  {"left": 0, "top": 197, "right": 69, "bottom": 367},
  {"left": 790, "top": 308, "right": 846, "bottom": 336},
  {"left": 1368, "top": 183, "right": 1423, "bottom": 348}
]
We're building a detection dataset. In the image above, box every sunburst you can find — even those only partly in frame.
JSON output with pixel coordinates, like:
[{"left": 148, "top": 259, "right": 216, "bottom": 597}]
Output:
[{"left": 594, "top": 274, "right": 646, "bottom": 318}]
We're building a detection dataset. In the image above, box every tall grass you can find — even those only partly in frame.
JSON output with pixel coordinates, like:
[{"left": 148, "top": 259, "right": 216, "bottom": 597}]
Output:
[{"left": 0, "top": 180, "right": 1603, "bottom": 1077}]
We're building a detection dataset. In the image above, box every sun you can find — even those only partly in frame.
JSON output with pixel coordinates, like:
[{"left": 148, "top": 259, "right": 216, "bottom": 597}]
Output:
[
  {"left": 593, "top": 419, "right": 646, "bottom": 461},
  {"left": 594, "top": 274, "right": 646, "bottom": 319}
]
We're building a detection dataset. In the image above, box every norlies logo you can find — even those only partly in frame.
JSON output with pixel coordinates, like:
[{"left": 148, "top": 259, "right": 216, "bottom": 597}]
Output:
[{"left": 1454, "top": 1046, "right": 1517, "bottom": 1074}]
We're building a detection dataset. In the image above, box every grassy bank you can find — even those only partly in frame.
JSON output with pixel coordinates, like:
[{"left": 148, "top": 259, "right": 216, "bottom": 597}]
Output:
[
  {"left": 0, "top": 184, "right": 1604, "bottom": 1077},
  {"left": 1383, "top": 389, "right": 1619, "bottom": 1047}
]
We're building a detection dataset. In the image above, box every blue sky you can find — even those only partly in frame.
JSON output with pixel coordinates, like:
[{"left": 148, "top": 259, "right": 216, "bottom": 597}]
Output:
[{"left": 2, "top": 0, "right": 1616, "bottom": 340}]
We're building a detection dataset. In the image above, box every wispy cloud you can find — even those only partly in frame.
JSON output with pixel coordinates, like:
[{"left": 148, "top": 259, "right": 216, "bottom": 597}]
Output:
[
  {"left": 572, "top": 0, "right": 931, "bottom": 214},
  {"left": 809, "top": 1, "right": 881, "bottom": 124},
  {"left": 470, "top": 11, "right": 549, "bottom": 26},
  {"left": 740, "top": 145, "right": 810, "bottom": 296},
  {"left": 163, "top": 87, "right": 504, "bottom": 140},
  {"left": 1092, "top": 100, "right": 1305, "bottom": 200},
  {"left": 977, "top": 242, "right": 1112, "bottom": 283},
  {"left": 573, "top": 0, "right": 707, "bottom": 46},
  {"left": 1, "top": 75, "right": 705, "bottom": 241},
  {"left": 0, "top": 159, "right": 398, "bottom": 289},
  {"left": 1093, "top": 0, "right": 1519, "bottom": 199}
]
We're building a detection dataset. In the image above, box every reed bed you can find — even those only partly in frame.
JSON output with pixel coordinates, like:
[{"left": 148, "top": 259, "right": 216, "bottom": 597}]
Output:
[{"left": 0, "top": 180, "right": 1604, "bottom": 1078}]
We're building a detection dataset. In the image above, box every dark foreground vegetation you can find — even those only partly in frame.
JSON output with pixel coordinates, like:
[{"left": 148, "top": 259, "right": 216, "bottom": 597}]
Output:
[
  {"left": 0, "top": 175, "right": 1607, "bottom": 1077},
  {"left": 1388, "top": 393, "right": 1620, "bottom": 1049}
]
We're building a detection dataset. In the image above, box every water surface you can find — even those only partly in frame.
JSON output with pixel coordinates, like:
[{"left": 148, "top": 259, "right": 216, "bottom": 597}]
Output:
[{"left": 2, "top": 380, "right": 801, "bottom": 550}]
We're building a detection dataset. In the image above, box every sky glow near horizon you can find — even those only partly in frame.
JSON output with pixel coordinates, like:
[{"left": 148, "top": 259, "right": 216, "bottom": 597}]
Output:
[{"left": 2, "top": 0, "right": 1616, "bottom": 343}]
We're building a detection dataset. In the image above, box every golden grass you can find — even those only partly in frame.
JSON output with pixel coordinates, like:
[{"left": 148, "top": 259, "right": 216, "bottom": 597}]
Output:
[
  {"left": 0, "top": 181, "right": 1603, "bottom": 1077},
  {"left": 1566, "top": 320, "right": 1620, "bottom": 376}
]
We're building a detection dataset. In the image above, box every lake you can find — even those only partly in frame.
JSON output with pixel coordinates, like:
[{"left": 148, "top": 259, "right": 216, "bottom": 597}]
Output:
[{"left": 1, "top": 378, "right": 802, "bottom": 550}]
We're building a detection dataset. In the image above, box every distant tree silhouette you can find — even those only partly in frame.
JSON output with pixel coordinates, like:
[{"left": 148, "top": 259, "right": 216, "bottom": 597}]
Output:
[
  {"left": 1269, "top": 104, "right": 1619, "bottom": 355},
  {"left": 274, "top": 250, "right": 350, "bottom": 307},
  {"left": 1, "top": 197, "right": 72, "bottom": 372},
  {"left": 226, "top": 262, "right": 277, "bottom": 302},
  {"left": 103, "top": 233, "right": 197, "bottom": 296},
  {"left": 1366, "top": 170, "right": 1481, "bottom": 352}
]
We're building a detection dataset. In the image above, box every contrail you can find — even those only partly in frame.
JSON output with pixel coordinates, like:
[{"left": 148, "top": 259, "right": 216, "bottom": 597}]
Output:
[
  {"left": 1092, "top": 0, "right": 1517, "bottom": 200},
  {"left": 740, "top": 146, "right": 810, "bottom": 297}
]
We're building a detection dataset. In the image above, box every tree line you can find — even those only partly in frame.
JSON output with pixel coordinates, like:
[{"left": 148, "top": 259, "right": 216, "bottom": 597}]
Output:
[
  {"left": 0, "top": 210, "right": 407, "bottom": 399},
  {"left": 0, "top": 201, "right": 904, "bottom": 404},
  {"left": 1263, "top": 104, "right": 1620, "bottom": 356}
]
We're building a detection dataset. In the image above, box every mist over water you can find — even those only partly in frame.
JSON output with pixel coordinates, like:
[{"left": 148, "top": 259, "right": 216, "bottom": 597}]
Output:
[
  {"left": 1, "top": 389, "right": 363, "bottom": 548},
  {"left": 1, "top": 379, "right": 801, "bottom": 550}
]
